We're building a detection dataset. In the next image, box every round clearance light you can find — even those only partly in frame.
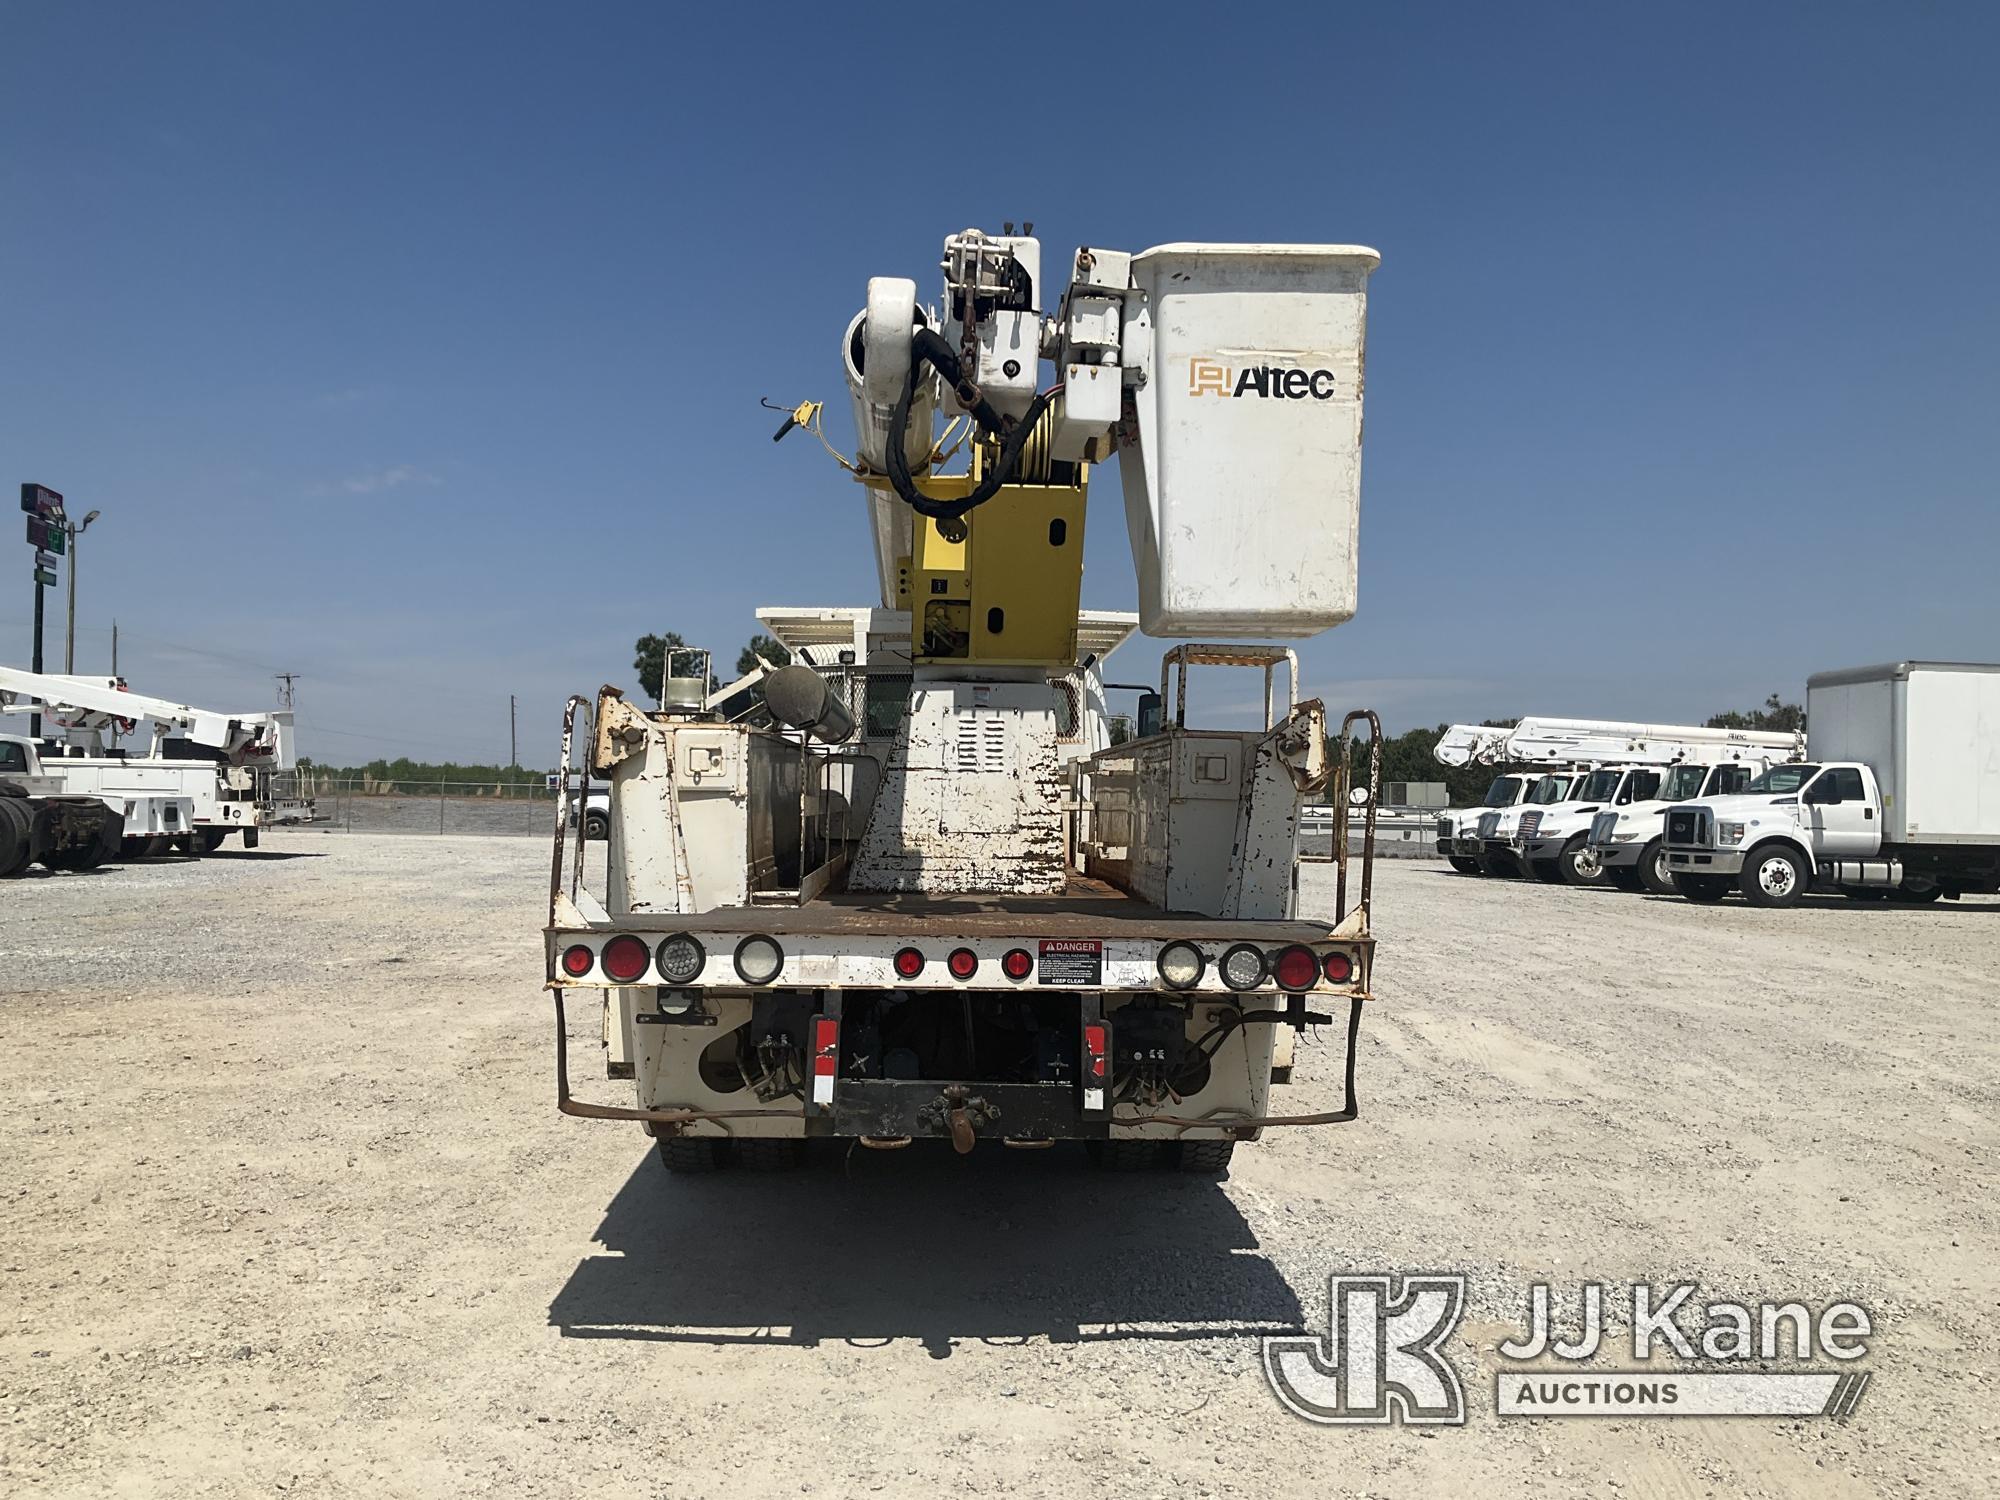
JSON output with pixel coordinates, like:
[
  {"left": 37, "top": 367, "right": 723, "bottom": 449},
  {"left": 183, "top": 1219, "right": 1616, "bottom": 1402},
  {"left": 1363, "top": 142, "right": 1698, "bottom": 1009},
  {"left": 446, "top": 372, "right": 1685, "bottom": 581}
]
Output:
[
  {"left": 601, "top": 934, "right": 651, "bottom": 984},
  {"left": 656, "top": 934, "right": 706, "bottom": 984},
  {"left": 947, "top": 948, "right": 979, "bottom": 981},
  {"left": 1001, "top": 948, "right": 1033, "bottom": 982},
  {"left": 1157, "top": 941, "right": 1204, "bottom": 990},
  {"left": 1272, "top": 944, "right": 1319, "bottom": 992},
  {"left": 1220, "top": 943, "right": 1267, "bottom": 992},
  {"left": 733, "top": 935, "right": 784, "bottom": 985},
  {"left": 560, "top": 944, "right": 595, "bottom": 979},
  {"left": 1322, "top": 950, "right": 1355, "bottom": 984},
  {"left": 892, "top": 946, "right": 926, "bottom": 979}
]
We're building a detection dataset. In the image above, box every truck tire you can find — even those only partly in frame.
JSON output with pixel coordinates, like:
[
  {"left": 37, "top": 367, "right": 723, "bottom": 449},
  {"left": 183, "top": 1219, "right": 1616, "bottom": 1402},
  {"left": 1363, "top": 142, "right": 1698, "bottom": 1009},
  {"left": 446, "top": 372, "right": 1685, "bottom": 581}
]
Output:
[
  {"left": 734, "top": 1139, "right": 802, "bottom": 1171},
  {"left": 655, "top": 1136, "right": 721, "bottom": 1173},
  {"left": 1739, "top": 844, "right": 1807, "bottom": 908},
  {"left": 1447, "top": 856, "right": 1482, "bottom": 875},
  {"left": 1530, "top": 858, "right": 1565, "bottom": 884},
  {"left": 1672, "top": 872, "right": 1731, "bottom": 903},
  {"left": 197, "top": 828, "right": 228, "bottom": 853},
  {"left": 1176, "top": 1140, "right": 1236, "bottom": 1177},
  {"left": 1558, "top": 837, "right": 1605, "bottom": 887},
  {"left": 1088, "top": 1139, "right": 1158, "bottom": 1171},
  {"left": 0, "top": 798, "right": 32, "bottom": 878},
  {"left": 584, "top": 810, "right": 610, "bottom": 841},
  {"left": 1606, "top": 866, "right": 1643, "bottom": 892},
  {"left": 1636, "top": 838, "right": 1676, "bottom": 896},
  {"left": 1890, "top": 882, "right": 1942, "bottom": 905}
]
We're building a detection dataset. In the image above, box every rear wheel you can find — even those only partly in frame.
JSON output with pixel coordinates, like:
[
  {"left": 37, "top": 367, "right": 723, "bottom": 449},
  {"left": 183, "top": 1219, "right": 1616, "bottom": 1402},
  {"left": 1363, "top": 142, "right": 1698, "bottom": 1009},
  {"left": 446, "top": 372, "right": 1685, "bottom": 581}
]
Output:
[
  {"left": 1176, "top": 1140, "right": 1236, "bottom": 1177},
  {"left": 1559, "top": 838, "right": 1606, "bottom": 887},
  {"left": 655, "top": 1136, "right": 721, "bottom": 1173},
  {"left": 1530, "top": 858, "right": 1565, "bottom": 884},
  {"left": 197, "top": 828, "right": 228, "bottom": 853},
  {"left": 1606, "top": 866, "right": 1643, "bottom": 892},
  {"left": 1636, "top": 838, "right": 1676, "bottom": 896},
  {"left": 583, "top": 810, "right": 610, "bottom": 841},
  {"left": 1447, "top": 856, "right": 1482, "bottom": 875},
  {"left": 1673, "top": 872, "right": 1731, "bottom": 904},
  {"left": 119, "top": 835, "right": 151, "bottom": 860},
  {"left": 0, "top": 798, "right": 34, "bottom": 878},
  {"left": 1088, "top": 1140, "right": 1158, "bottom": 1172},
  {"left": 734, "top": 1138, "right": 803, "bottom": 1171},
  {"left": 1739, "top": 844, "right": 1807, "bottom": 908},
  {"left": 1890, "top": 882, "right": 1942, "bottom": 904}
]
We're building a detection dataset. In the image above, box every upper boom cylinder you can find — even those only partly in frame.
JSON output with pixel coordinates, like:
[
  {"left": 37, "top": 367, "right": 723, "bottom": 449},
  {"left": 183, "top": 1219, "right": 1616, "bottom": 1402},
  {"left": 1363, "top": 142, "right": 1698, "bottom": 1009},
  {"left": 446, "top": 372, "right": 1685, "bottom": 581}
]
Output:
[{"left": 763, "top": 666, "right": 856, "bottom": 745}]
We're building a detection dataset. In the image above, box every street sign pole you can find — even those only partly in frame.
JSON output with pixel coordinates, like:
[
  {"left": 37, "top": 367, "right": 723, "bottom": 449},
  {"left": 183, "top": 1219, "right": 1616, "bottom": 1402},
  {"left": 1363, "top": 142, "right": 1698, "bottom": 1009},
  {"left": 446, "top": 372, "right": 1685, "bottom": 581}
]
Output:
[{"left": 30, "top": 576, "right": 44, "bottom": 740}]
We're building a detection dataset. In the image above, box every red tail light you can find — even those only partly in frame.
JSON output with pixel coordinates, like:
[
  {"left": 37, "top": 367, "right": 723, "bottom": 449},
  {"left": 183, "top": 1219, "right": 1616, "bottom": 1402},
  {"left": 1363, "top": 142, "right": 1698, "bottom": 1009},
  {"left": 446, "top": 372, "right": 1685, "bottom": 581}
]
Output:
[
  {"left": 560, "top": 944, "right": 594, "bottom": 978},
  {"left": 893, "top": 947, "right": 925, "bottom": 979},
  {"left": 1322, "top": 950, "right": 1354, "bottom": 984},
  {"left": 1082, "top": 1020, "right": 1109, "bottom": 1082},
  {"left": 1273, "top": 944, "right": 1319, "bottom": 992},
  {"left": 1001, "top": 948, "right": 1033, "bottom": 981},
  {"left": 947, "top": 947, "right": 978, "bottom": 980},
  {"left": 601, "top": 934, "right": 650, "bottom": 983}
]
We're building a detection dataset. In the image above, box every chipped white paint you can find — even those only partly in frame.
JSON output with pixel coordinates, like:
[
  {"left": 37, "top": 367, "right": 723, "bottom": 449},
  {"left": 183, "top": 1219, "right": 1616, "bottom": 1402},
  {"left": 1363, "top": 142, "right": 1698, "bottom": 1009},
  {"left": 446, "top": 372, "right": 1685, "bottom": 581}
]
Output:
[{"left": 850, "top": 678, "right": 1066, "bottom": 894}]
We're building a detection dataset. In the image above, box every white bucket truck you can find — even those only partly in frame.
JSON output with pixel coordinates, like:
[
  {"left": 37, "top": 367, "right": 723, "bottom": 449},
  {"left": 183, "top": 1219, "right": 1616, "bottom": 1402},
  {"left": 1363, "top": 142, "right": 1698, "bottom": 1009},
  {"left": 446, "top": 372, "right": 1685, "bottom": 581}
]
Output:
[
  {"left": 545, "top": 229, "right": 1385, "bottom": 1175},
  {"left": 1663, "top": 662, "right": 2000, "bottom": 907}
]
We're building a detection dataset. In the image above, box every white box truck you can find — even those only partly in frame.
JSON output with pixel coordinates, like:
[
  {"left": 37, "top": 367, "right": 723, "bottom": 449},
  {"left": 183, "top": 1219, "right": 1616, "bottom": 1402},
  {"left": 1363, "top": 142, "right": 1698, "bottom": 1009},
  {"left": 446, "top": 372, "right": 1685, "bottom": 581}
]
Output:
[{"left": 1663, "top": 661, "right": 2000, "bottom": 907}]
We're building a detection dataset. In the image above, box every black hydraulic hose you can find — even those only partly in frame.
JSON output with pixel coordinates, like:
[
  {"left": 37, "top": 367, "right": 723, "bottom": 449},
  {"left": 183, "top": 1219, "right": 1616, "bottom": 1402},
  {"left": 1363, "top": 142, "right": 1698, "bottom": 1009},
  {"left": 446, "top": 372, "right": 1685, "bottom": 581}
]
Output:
[{"left": 884, "top": 327, "right": 1061, "bottom": 521}]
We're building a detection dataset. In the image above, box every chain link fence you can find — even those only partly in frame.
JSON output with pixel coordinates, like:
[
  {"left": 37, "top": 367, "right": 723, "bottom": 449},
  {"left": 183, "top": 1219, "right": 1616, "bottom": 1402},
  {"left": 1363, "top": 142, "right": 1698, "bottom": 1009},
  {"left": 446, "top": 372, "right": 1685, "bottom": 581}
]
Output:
[{"left": 300, "top": 778, "right": 561, "bottom": 837}]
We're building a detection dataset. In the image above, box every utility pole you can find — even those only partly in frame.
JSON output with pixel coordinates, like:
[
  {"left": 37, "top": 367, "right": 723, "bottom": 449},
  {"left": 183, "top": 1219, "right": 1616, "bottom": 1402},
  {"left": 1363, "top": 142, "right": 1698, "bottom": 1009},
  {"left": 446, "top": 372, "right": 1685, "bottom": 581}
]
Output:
[
  {"left": 63, "top": 508, "right": 102, "bottom": 672},
  {"left": 275, "top": 672, "right": 298, "bottom": 710},
  {"left": 509, "top": 694, "right": 518, "bottom": 769}
]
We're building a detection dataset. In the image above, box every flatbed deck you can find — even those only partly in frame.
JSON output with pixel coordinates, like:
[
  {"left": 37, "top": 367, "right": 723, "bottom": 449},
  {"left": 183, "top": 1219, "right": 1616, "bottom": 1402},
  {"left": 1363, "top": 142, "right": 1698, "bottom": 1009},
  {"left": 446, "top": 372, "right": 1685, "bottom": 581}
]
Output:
[{"left": 592, "top": 875, "right": 1339, "bottom": 945}]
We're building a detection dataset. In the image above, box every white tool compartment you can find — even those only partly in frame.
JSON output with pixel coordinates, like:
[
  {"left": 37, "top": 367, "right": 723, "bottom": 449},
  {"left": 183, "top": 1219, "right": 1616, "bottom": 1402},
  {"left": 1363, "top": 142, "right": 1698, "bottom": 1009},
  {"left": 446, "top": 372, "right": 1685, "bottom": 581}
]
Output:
[{"left": 1119, "top": 243, "right": 1380, "bottom": 638}]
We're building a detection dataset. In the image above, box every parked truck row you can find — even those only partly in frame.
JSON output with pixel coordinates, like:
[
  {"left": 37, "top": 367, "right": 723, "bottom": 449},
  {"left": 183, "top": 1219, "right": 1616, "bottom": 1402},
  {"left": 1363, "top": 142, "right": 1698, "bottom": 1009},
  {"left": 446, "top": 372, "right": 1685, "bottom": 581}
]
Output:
[
  {"left": 0, "top": 668, "right": 312, "bottom": 876},
  {"left": 1428, "top": 664, "right": 2000, "bottom": 909}
]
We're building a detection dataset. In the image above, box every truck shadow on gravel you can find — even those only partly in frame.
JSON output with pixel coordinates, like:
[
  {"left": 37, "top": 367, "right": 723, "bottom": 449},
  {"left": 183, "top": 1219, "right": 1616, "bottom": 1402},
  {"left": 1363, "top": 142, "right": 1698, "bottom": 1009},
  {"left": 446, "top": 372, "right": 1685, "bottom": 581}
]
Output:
[{"left": 549, "top": 1144, "right": 1304, "bottom": 1358}]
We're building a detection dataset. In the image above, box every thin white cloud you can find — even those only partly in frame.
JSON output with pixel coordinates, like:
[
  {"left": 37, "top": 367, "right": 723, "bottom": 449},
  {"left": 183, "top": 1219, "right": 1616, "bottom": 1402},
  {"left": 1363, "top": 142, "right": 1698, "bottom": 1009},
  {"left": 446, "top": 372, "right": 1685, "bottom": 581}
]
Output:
[{"left": 313, "top": 466, "right": 442, "bottom": 497}]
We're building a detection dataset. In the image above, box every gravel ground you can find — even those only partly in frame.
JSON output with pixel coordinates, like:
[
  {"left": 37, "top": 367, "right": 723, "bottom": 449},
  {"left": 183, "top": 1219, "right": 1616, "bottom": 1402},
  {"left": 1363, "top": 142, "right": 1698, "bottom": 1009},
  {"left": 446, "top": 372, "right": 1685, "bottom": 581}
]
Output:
[{"left": 2, "top": 836, "right": 1995, "bottom": 1497}]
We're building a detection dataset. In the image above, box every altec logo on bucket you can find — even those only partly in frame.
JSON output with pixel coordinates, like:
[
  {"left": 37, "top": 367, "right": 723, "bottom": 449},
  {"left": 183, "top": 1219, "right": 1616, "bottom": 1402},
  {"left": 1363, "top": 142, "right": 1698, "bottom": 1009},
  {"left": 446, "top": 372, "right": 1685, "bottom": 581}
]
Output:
[{"left": 1188, "top": 358, "right": 1342, "bottom": 400}]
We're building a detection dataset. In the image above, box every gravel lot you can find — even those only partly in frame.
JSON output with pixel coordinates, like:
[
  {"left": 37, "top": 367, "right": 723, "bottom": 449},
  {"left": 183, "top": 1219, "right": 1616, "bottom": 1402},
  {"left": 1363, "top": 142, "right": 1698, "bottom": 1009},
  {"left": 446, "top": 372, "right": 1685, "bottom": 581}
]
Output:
[{"left": 3, "top": 836, "right": 1995, "bottom": 1497}]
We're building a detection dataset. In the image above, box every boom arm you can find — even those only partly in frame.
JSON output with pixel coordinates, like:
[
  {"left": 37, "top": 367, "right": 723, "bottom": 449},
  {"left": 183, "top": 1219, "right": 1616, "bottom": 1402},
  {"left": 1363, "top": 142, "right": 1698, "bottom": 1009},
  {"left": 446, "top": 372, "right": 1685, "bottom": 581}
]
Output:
[
  {"left": 0, "top": 668, "right": 295, "bottom": 767},
  {"left": 1438, "top": 715, "right": 1801, "bottom": 769}
]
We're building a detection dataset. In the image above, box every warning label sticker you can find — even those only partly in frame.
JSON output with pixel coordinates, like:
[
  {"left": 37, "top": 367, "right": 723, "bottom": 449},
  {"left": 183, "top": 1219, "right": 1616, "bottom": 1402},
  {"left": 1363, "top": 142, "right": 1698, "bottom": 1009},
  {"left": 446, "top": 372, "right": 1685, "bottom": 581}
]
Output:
[{"left": 1037, "top": 938, "right": 1103, "bottom": 986}]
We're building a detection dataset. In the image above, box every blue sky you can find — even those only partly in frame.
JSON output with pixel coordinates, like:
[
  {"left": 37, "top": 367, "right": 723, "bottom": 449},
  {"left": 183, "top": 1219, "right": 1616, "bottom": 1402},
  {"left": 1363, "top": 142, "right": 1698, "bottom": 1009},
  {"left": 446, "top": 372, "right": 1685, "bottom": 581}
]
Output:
[{"left": 3, "top": 3, "right": 1995, "bottom": 765}]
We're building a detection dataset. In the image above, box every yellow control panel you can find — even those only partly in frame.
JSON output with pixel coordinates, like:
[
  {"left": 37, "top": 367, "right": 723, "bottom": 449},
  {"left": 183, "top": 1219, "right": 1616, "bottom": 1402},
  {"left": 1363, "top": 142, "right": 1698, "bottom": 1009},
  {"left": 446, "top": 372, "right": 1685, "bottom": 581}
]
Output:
[{"left": 899, "top": 471, "right": 1087, "bottom": 667}]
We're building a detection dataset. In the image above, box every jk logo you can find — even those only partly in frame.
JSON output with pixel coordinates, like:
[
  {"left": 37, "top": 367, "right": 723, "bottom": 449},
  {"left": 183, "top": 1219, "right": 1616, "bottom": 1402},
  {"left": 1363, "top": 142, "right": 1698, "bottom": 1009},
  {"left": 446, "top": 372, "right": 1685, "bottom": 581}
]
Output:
[{"left": 1264, "top": 1274, "right": 1469, "bottom": 1425}]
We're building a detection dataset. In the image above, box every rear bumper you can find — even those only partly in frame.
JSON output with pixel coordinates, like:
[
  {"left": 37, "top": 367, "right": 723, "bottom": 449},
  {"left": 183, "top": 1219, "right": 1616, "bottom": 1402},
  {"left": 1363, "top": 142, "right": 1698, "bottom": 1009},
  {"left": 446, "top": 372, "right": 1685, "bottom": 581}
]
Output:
[
  {"left": 1665, "top": 847, "right": 1744, "bottom": 876},
  {"left": 818, "top": 1079, "right": 1110, "bottom": 1142}
]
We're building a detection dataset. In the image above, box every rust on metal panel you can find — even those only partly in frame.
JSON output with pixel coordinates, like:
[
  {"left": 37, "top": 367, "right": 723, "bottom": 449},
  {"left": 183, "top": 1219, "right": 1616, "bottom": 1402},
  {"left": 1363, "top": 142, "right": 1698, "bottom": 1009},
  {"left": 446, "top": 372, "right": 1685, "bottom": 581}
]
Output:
[
  {"left": 1333, "top": 708, "right": 1382, "bottom": 926},
  {"left": 555, "top": 878, "right": 1345, "bottom": 944}
]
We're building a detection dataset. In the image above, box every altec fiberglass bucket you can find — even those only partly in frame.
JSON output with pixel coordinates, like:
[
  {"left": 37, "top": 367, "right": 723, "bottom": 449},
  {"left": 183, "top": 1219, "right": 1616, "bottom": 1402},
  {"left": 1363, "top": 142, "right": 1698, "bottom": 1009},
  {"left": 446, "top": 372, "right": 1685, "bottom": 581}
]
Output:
[{"left": 1118, "top": 243, "right": 1379, "bottom": 638}]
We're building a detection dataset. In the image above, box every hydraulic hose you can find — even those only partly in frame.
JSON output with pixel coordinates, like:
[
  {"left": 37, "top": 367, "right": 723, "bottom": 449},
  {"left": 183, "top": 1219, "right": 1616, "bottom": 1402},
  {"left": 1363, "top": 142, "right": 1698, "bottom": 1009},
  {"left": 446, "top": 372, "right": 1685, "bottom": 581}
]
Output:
[{"left": 884, "top": 327, "right": 1061, "bottom": 521}]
